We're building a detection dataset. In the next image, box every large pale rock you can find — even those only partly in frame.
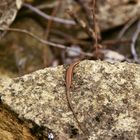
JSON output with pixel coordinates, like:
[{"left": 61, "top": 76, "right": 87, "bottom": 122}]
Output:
[{"left": 0, "top": 60, "right": 140, "bottom": 140}]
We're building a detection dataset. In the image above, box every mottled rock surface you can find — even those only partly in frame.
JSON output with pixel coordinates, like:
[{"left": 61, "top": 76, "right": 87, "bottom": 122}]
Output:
[{"left": 0, "top": 60, "right": 140, "bottom": 140}]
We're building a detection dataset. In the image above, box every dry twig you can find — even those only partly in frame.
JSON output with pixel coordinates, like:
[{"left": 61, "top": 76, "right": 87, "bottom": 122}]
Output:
[
  {"left": 92, "top": 0, "right": 98, "bottom": 49},
  {"left": 67, "top": 9, "right": 93, "bottom": 38},
  {"left": 118, "top": 16, "right": 138, "bottom": 39},
  {"left": 0, "top": 27, "right": 93, "bottom": 57},
  {"left": 23, "top": 3, "right": 76, "bottom": 25},
  {"left": 43, "top": 0, "right": 62, "bottom": 66},
  {"left": 74, "top": 0, "right": 93, "bottom": 28},
  {"left": 131, "top": 19, "right": 140, "bottom": 62},
  {"left": 102, "top": 39, "right": 131, "bottom": 46}
]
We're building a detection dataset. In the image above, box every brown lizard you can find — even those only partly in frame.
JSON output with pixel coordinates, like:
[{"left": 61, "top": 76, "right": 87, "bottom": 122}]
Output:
[{"left": 65, "top": 60, "right": 85, "bottom": 134}]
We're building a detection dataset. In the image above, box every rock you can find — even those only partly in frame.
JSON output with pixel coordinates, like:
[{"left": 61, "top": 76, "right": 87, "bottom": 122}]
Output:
[
  {"left": 0, "top": 60, "right": 140, "bottom": 139},
  {"left": 0, "top": 0, "right": 23, "bottom": 38},
  {"left": 72, "top": 0, "right": 140, "bottom": 30}
]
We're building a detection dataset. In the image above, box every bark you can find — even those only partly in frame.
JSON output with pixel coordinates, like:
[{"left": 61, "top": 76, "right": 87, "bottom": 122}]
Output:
[{"left": 0, "top": 60, "right": 140, "bottom": 140}]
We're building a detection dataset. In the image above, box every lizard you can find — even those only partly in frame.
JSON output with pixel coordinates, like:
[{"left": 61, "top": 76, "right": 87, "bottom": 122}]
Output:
[{"left": 65, "top": 60, "right": 85, "bottom": 134}]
